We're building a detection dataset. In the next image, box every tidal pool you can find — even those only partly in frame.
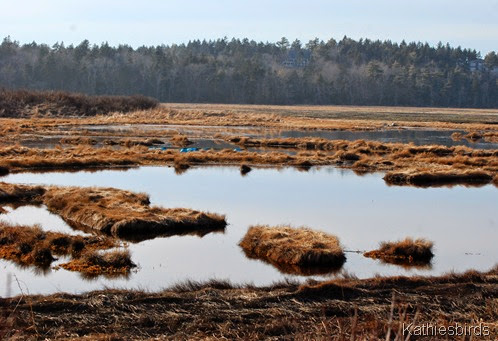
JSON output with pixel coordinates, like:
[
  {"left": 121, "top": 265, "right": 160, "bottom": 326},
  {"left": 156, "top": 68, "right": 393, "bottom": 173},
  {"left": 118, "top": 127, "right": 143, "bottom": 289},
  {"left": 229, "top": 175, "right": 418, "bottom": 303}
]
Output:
[
  {"left": 1, "top": 166, "right": 496, "bottom": 297},
  {"left": 75, "top": 124, "right": 498, "bottom": 149}
]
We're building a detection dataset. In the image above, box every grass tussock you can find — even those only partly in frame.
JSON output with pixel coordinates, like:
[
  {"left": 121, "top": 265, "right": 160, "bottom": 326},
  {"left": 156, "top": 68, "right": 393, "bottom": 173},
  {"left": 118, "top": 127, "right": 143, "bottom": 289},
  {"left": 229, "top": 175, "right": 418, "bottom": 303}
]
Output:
[
  {"left": 0, "top": 182, "right": 227, "bottom": 241},
  {"left": 240, "top": 164, "right": 252, "bottom": 175},
  {"left": 0, "top": 221, "right": 117, "bottom": 269},
  {"left": 465, "top": 131, "right": 483, "bottom": 141},
  {"left": 384, "top": 170, "right": 493, "bottom": 187},
  {"left": 0, "top": 89, "right": 158, "bottom": 117},
  {"left": 364, "top": 238, "right": 434, "bottom": 266},
  {"left": 239, "top": 225, "right": 346, "bottom": 275},
  {"left": 59, "top": 249, "right": 135, "bottom": 276},
  {"left": 170, "top": 134, "right": 193, "bottom": 147}
]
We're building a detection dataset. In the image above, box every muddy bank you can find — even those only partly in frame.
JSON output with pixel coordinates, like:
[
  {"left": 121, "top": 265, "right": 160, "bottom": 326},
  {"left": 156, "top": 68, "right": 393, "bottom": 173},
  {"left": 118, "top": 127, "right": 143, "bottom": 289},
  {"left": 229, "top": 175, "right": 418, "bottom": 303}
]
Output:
[
  {"left": 0, "top": 182, "right": 227, "bottom": 241},
  {"left": 1, "top": 268, "right": 496, "bottom": 340}
]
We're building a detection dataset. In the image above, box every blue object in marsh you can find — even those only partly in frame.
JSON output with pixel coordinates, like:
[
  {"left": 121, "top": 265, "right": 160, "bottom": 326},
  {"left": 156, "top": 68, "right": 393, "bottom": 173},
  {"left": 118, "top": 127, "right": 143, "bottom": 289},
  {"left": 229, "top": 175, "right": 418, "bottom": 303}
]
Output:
[
  {"left": 233, "top": 147, "right": 242, "bottom": 152},
  {"left": 180, "top": 147, "right": 199, "bottom": 153}
]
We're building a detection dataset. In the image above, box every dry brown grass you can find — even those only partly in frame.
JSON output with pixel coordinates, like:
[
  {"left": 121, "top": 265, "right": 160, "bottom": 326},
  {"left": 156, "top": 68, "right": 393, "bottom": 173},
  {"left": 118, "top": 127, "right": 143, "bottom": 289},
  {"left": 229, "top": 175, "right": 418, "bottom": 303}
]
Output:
[
  {"left": 59, "top": 249, "right": 135, "bottom": 276},
  {"left": 0, "top": 222, "right": 117, "bottom": 269},
  {"left": 0, "top": 182, "right": 45, "bottom": 204},
  {"left": 239, "top": 225, "right": 346, "bottom": 275},
  {"left": 0, "top": 89, "right": 158, "bottom": 117},
  {"left": 0, "top": 182, "right": 227, "bottom": 242},
  {"left": 170, "top": 134, "right": 192, "bottom": 147},
  {"left": 3, "top": 267, "right": 497, "bottom": 339},
  {"left": 364, "top": 238, "right": 434, "bottom": 267},
  {"left": 384, "top": 170, "right": 494, "bottom": 187},
  {"left": 1, "top": 137, "right": 497, "bottom": 187}
]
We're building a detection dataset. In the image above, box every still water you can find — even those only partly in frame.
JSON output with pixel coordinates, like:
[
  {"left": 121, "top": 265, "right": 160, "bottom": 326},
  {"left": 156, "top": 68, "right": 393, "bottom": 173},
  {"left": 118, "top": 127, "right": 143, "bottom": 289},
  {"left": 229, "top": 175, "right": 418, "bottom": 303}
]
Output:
[
  {"left": 1, "top": 166, "right": 497, "bottom": 297},
  {"left": 76, "top": 124, "right": 498, "bottom": 149}
]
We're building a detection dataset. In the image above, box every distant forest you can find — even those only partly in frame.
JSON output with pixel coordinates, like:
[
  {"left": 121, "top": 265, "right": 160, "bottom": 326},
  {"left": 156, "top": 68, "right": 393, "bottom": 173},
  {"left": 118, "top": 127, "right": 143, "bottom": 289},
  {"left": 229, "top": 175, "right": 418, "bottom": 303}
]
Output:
[{"left": 1, "top": 36, "right": 498, "bottom": 108}]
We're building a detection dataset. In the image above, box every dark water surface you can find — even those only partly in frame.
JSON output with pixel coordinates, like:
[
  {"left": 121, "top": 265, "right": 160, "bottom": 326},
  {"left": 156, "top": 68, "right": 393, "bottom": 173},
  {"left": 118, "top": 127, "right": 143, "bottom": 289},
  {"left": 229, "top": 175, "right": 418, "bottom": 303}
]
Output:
[{"left": 1, "top": 166, "right": 496, "bottom": 297}]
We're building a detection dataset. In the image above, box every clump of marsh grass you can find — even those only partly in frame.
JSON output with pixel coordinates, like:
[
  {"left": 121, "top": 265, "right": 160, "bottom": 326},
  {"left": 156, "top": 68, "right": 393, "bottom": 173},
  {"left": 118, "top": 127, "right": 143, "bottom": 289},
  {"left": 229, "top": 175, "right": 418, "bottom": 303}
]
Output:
[
  {"left": 170, "top": 134, "right": 193, "bottom": 147},
  {"left": 464, "top": 131, "right": 483, "bottom": 142},
  {"left": 383, "top": 170, "right": 493, "bottom": 187},
  {"left": 59, "top": 249, "right": 135, "bottom": 276},
  {"left": 0, "top": 183, "right": 227, "bottom": 242},
  {"left": 364, "top": 238, "right": 434, "bottom": 266},
  {"left": 240, "top": 164, "right": 252, "bottom": 175},
  {"left": 451, "top": 132, "right": 464, "bottom": 141},
  {"left": 239, "top": 225, "right": 346, "bottom": 275},
  {"left": 0, "top": 221, "right": 118, "bottom": 269}
]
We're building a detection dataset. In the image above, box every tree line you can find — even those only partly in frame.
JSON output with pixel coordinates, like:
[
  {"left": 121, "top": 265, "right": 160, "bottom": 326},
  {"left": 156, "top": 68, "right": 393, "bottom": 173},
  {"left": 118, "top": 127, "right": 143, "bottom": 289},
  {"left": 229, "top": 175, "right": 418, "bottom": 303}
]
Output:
[{"left": 1, "top": 36, "right": 497, "bottom": 108}]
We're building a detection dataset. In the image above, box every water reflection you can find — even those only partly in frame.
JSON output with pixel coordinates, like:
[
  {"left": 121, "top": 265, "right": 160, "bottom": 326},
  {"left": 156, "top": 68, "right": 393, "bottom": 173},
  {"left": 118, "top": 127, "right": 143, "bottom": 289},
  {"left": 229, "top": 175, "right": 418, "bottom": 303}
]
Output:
[{"left": 0, "top": 165, "right": 496, "bottom": 297}]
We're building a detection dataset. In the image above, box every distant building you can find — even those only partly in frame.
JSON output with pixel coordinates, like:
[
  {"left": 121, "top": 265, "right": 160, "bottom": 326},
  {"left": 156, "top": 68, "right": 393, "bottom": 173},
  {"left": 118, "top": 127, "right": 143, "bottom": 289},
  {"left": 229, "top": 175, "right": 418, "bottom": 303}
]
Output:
[{"left": 282, "top": 49, "right": 311, "bottom": 68}]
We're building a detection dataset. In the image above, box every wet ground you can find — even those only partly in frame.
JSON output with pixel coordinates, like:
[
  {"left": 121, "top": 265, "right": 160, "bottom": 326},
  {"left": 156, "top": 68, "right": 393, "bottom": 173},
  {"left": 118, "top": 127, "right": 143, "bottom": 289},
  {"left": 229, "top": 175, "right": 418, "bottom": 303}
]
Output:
[
  {"left": 1, "top": 166, "right": 496, "bottom": 297},
  {"left": 15, "top": 125, "right": 498, "bottom": 150}
]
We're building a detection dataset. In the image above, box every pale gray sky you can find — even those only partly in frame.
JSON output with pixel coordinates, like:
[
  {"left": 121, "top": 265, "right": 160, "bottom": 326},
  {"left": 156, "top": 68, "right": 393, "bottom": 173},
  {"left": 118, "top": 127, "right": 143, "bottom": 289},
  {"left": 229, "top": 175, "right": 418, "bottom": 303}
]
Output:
[{"left": 2, "top": 0, "right": 497, "bottom": 54}]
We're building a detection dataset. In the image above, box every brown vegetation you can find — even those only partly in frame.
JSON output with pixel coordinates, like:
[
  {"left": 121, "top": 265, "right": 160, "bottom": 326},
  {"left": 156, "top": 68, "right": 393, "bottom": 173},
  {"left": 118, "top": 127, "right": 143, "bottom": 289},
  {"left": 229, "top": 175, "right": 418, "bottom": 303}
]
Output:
[
  {"left": 0, "top": 222, "right": 117, "bottom": 269},
  {"left": 364, "top": 238, "right": 434, "bottom": 267},
  {"left": 59, "top": 249, "right": 135, "bottom": 276},
  {"left": 0, "top": 182, "right": 227, "bottom": 242},
  {"left": 384, "top": 170, "right": 493, "bottom": 187},
  {"left": 240, "top": 164, "right": 252, "bottom": 175},
  {"left": 465, "top": 131, "right": 483, "bottom": 141},
  {"left": 2, "top": 268, "right": 496, "bottom": 339},
  {"left": 0, "top": 136, "right": 497, "bottom": 187},
  {"left": 239, "top": 225, "right": 346, "bottom": 275},
  {"left": 0, "top": 89, "right": 158, "bottom": 117},
  {"left": 170, "top": 134, "right": 193, "bottom": 147}
]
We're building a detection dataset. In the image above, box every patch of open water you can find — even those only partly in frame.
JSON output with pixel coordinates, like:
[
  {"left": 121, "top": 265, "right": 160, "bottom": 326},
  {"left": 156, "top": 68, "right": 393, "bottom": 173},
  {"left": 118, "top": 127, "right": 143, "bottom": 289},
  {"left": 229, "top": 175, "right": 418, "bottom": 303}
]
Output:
[{"left": 1, "top": 166, "right": 496, "bottom": 297}]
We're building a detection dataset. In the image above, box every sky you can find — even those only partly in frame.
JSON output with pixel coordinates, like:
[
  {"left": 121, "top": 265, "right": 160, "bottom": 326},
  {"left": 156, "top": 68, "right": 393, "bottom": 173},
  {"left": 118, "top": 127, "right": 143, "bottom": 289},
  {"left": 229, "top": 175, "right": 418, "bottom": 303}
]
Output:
[{"left": 2, "top": 0, "right": 497, "bottom": 54}]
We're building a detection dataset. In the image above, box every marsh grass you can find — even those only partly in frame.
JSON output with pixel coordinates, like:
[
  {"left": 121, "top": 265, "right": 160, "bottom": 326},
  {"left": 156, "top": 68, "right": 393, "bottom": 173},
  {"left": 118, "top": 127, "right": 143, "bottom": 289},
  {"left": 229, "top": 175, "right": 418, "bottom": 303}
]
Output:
[
  {"left": 240, "top": 164, "right": 252, "bottom": 175},
  {"left": 364, "top": 238, "right": 434, "bottom": 267},
  {"left": 4, "top": 267, "right": 497, "bottom": 339},
  {"left": 384, "top": 170, "right": 493, "bottom": 187},
  {"left": 0, "top": 89, "right": 158, "bottom": 117},
  {"left": 1, "top": 136, "right": 496, "bottom": 187},
  {"left": 59, "top": 249, "right": 135, "bottom": 276},
  {"left": 239, "top": 225, "right": 346, "bottom": 275},
  {"left": 0, "top": 221, "right": 117, "bottom": 269},
  {"left": 0, "top": 183, "right": 227, "bottom": 242},
  {"left": 170, "top": 134, "right": 193, "bottom": 147}
]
